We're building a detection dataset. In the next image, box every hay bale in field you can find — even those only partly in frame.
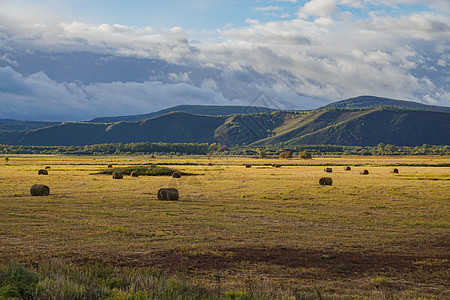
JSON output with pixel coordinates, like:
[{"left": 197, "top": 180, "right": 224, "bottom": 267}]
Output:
[
  {"left": 172, "top": 171, "right": 181, "bottom": 178},
  {"left": 38, "top": 169, "right": 48, "bottom": 175},
  {"left": 108, "top": 164, "right": 113, "bottom": 168},
  {"left": 324, "top": 167, "right": 332, "bottom": 173},
  {"left": 112, "top": 172, "right": 123, "bottom": 179},
  {"left": 245, "top": 164, "right": 252, "bottom": 168},
  {"left": 130, "top": 171, "right": 139, "bottom": 177},
  {"left": 30, "top": 184, "right": 50, "bottom": 196},
  {"left": 360, "top": 169, "right": 369, "bottom": 175},
  {"left": 344, "top": 166, "right": 351, "bottom": 171},
  {"left": 319, "top": 177, "right": 332, "bottom": 186},
  {"left": 275, "top": 164, "right": 281, "bottom": 168},
  {"left": 157, "top": 188, "right": 179, "bottom": 201},
  {"left": 390, "top": 168, "right": 399, "bottom": 174},
  {"left": 45, "top": 166, "right": 51, "bottom": 169}
]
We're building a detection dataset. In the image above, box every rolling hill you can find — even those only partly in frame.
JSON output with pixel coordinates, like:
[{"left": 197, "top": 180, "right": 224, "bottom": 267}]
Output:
[{"left": 251, "top": 108, "right": 450, "bottom": 146}]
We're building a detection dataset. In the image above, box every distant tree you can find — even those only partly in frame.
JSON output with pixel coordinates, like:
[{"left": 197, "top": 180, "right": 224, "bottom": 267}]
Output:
[
  {"left": 279, "top": 151, "right": 293, "bottom": 159},
  {"left": 299, "top": 150, "right": 312, "bottom": 159},
  {"left": 259, "top": 149, "right": 267, "bottom": 159}
]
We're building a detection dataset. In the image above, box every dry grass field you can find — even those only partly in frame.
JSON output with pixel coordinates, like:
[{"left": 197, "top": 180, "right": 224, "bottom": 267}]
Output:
[{"left": 0, "top": 155, "right": 449, "bottom": 298}]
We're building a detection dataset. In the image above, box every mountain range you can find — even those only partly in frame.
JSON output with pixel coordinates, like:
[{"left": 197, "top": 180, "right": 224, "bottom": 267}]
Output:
[{"left": 0, "top": 96, "right": 449, "bottom": 147}]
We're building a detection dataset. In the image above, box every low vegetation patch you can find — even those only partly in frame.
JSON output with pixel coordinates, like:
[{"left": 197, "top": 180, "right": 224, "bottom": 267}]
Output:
[
  {"left": 0, "top": 260, "right": 217, "bottom": 300},
  {"left": 97, "top": 165, "right": 186, "bottom": 176},
  {"left": 0, "top": 260, "right": 324, "bottom": 300},
  {"left": 397, "top": 174, "right": 450, "bottom": 181}
]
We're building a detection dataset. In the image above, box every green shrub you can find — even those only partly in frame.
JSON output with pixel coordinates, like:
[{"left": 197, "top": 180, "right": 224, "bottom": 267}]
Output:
[
  {"left": 98, "top": 165, "right": 183, "bottom": 176},
  {"left": 299, "top": 150, "right": 312, "bottom": 159},
  {"left": 0, "top": 262, "right": 39, "bottom": 299},
  {"left": 279, "top": 151, "right": 293, "bottom": 159}
]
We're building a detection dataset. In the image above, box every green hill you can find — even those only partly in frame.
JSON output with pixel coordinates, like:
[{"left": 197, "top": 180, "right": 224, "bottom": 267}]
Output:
[{"left": 252, "top": 108, "right": 449, "bottom": 146}]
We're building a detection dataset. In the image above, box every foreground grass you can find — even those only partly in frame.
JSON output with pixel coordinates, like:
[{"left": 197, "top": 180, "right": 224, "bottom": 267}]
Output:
[
  {"left": 0, "top": 155, "right": 449, "bottom": 298},
  {"left": 1, "top": 259, "right": 327, "bottom": 299}
]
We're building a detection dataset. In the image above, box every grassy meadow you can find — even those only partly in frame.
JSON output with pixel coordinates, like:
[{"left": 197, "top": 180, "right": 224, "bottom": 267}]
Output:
[{"left": 0, "top": 155, "right": 449, "bottom": 299}]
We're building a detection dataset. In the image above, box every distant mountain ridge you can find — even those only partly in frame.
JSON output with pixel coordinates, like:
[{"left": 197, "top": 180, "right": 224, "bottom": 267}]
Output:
[
  {"left": 0, "top": 96, "right": 448, "bottom": 147},
  {"left": 319, "top": 95, "right": 450, "bottom": 112},
  {"left": 1, "top": 108, "right": 448, "bottom": 147}
]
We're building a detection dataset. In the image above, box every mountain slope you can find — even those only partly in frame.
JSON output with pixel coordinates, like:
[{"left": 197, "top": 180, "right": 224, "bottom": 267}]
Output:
[
  {"left": 90, "top": 105, "right": 276, "bottom": 123},
  {"left": 319, "top": 96, "right": 450, "bottom": 112},
  {"left": 253, "top": 108, "right": 450, "bottom": 146}
]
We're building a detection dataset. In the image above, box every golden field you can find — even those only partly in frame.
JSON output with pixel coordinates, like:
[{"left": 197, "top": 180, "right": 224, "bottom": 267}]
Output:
[{"left": 0, "top": 155, "right": 449, "bottom": 298}]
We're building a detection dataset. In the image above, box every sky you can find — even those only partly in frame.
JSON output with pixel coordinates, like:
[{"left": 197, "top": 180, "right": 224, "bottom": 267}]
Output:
[{"left": 0, "top": 0, "right": 449, "bottom": 121}]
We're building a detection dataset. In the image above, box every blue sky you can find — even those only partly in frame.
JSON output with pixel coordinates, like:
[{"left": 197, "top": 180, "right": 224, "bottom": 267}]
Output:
[
  {"left": 2, "top": 1, "right": 301, "bottom": 29},
  {"left": 0, "top": 0, "right": 449, "bottom": 121},
  {"left": 3, "top": 0, "right": 444, "bottom": 30}
]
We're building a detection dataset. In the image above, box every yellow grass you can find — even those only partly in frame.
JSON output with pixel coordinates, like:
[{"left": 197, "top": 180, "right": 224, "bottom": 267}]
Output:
[{"left": 0, "top": 154, "right": 449, "bottom": 298}]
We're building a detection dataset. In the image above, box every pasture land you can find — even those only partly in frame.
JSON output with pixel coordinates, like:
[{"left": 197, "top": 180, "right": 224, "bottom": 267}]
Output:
[{"left": 0, "top": 155, "right": 449, "bottom": 298}]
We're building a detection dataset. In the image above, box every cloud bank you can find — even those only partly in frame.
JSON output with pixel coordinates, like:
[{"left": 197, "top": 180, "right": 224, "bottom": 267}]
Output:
[{"left": 0, "top": 0, "right": 448, "bottom": 121}]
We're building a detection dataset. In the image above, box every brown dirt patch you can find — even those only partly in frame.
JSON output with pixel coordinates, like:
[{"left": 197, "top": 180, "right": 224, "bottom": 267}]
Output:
[{"left": 68, "top": 247, "right": 449, "bottom": 280}]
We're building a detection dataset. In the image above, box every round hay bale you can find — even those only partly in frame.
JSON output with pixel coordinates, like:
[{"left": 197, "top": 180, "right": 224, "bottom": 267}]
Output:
[
  {"left": 324, "top": 167, "right": 332, "bottom": 173},
  {"left": 245, "top": 164, "right": 252, "bottom": 168},
  {"left": 112, "top": 172, "right": 123, "bottom": 179},
  {"left": 319, "top": 177, "right": 332, "bottom": 186},
  {"left": 275, "top": 164, "right": 281, "bottom": 168},
  {"left": 130, "top": 171, "right": 139, "bottom": 177},
  {"left": 172, "top": 171, "right": 181, "bottom": 178},
  {"left": 390, "top": 168, "right": 399, "bottom": 174},
  {"left": 360, "top": 169, "right": 369, "bottom": 175},
  {"left": 344, "top": 166, "right": 351, "bottom": 171},
  {"left": 108, "top": 164, "right": 113, "bottom": 168},
  {"left": 30, "top": 184, "right": 50, "bottom": 196},
  {"left": 38, "top": 169, "right": 48, "bottom": 175},
  {"left": 45, "top": 166, "right": 51, "bottom": 169},
  {"left": 157, "top": 188, "right": 179, "bottom": 201}
]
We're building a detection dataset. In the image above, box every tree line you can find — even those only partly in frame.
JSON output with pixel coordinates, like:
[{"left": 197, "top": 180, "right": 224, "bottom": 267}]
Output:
[{"left": 0, "top": 142, "right": 448, "bottom": 156}]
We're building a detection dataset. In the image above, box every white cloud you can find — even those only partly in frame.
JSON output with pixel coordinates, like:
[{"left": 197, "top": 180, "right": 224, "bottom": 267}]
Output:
[
  {"left": 297, "top": 0, "right": 340, "bottom": 19},
  {"left": 254, "top": 6, "right": 282, "bottom": 13},
  {"left": 364, "top": 13, "right": 450, "bottom": 40},
  {"left": 168, "top": 72, "right": 191, "bottom": 82},
  {"left": 0, "top": 67, "right": 230, "bottom": 121},
  {"left": 0, "top": 3, "right": 449, "bottom": 121}
]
